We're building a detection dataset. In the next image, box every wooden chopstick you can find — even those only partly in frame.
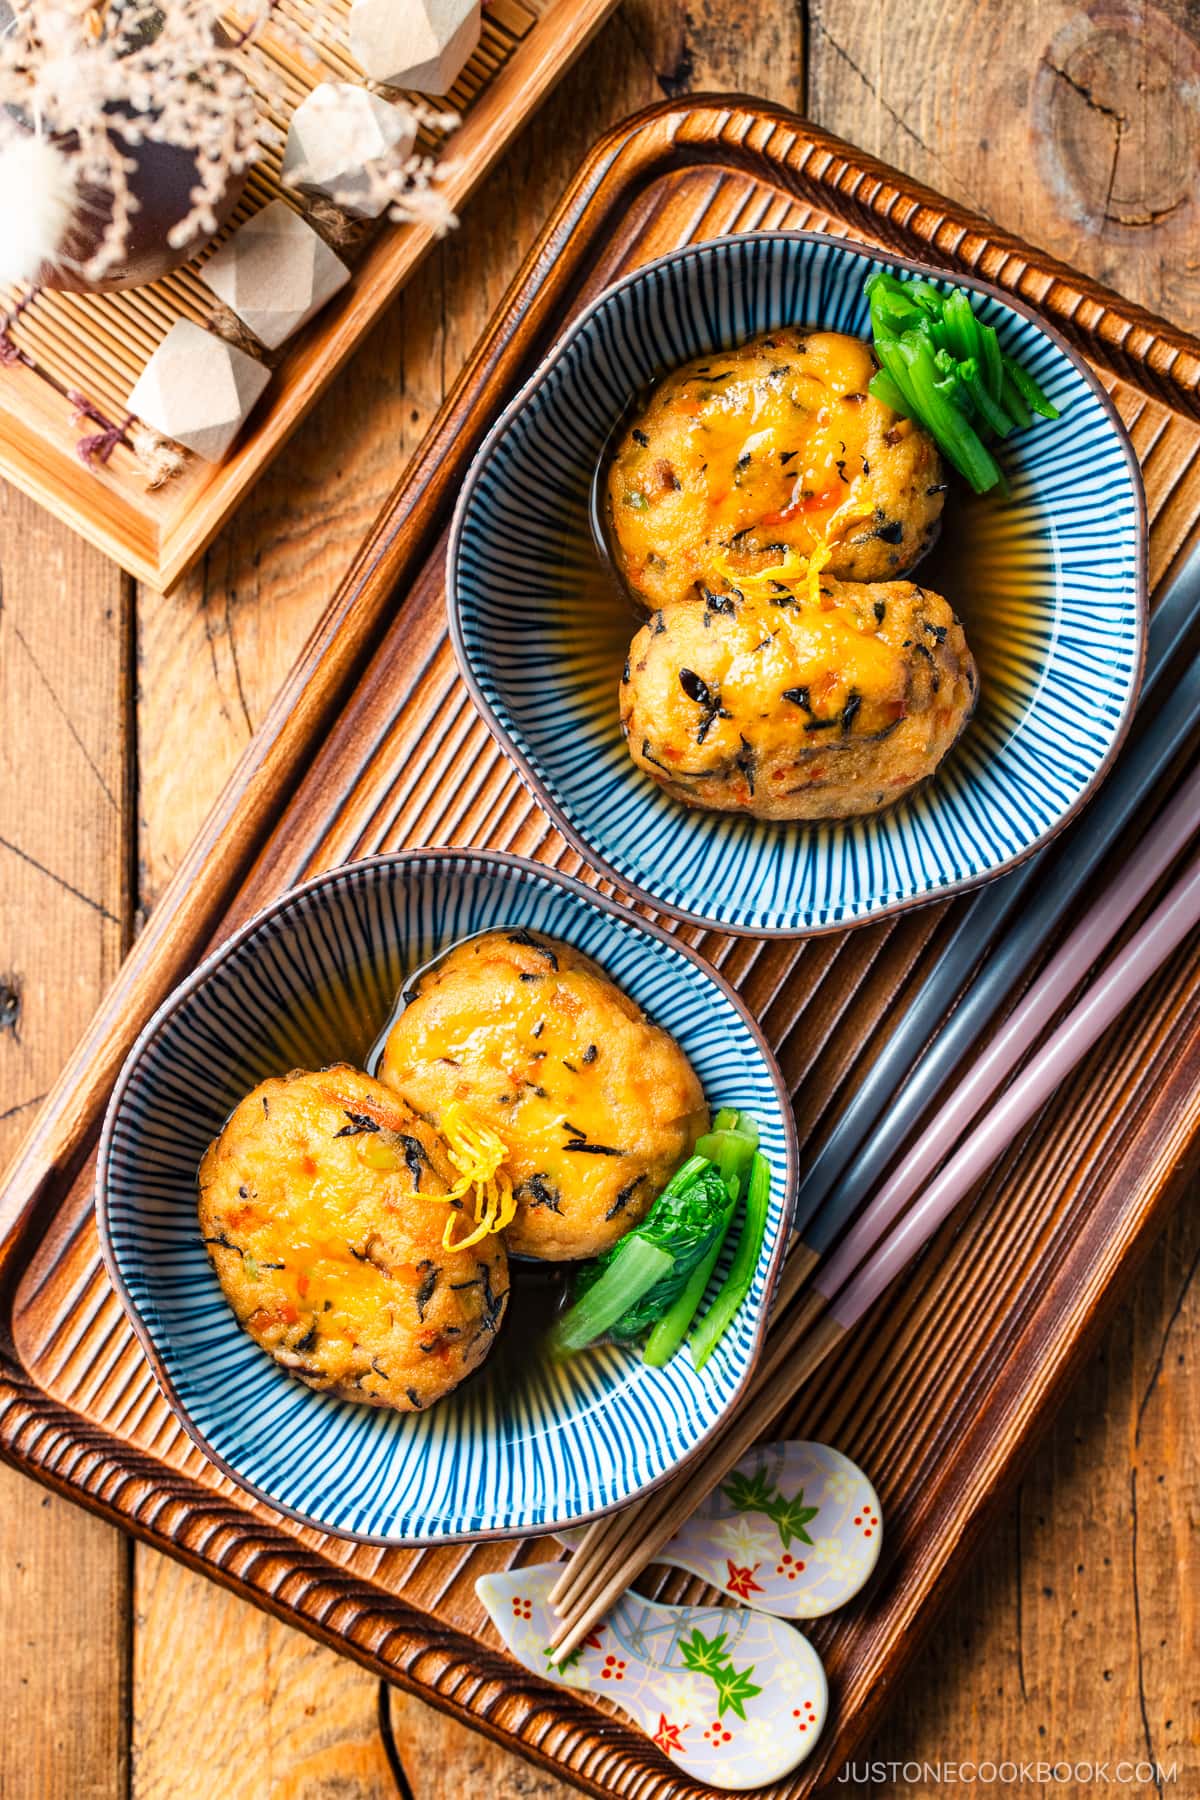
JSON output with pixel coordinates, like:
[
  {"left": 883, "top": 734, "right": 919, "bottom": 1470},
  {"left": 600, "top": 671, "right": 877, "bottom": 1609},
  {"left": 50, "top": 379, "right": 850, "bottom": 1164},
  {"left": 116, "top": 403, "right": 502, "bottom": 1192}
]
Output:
[
  {"left": 548, "top": 1276, "right": 833, "bottom": 1635},
  {"left": 822, "top": 833, "right": 1200, "bottom": 1325},
  {"left": 547, "top": 1242, "right": 821, "bottom": 1614},
  {"left": 809, "top": 758, "right": 1200, "bottom": 1303},
  {"left": 789, "top": 549, "right": 1200, "bottom": 1256},
  {"left": 550, "top": 1311, "right": 844, "bottom": 1656},
  {"left": 548, "top": 796, "right": 1200, "bottom": 1658}
]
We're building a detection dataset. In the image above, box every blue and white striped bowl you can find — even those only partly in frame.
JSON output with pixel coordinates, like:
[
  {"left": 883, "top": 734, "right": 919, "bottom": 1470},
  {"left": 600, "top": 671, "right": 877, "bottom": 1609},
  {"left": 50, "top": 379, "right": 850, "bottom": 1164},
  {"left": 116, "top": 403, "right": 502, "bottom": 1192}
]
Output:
[
  {"left": 97, "top": 852, "right": 796, "bottom": 1544},
  {"left": 448, "top": 233, "right": 1146, "bottom": 936}
]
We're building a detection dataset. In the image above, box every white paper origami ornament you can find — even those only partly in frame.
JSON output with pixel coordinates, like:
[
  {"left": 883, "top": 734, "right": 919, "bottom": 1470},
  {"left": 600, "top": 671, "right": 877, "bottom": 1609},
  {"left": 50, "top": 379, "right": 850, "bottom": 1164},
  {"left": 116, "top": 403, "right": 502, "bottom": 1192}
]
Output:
[
  {"left": 349, "top": 0, "right": 480, "bottom": 95},
  {"left": 199, "top": 200, "right": 351, "bottom": 351},
  {"left": 127, "top": 320, "right": 270, "bottom": 463},
  {"left": 281, "top": 82, "right": 417, "bottom": 219}
]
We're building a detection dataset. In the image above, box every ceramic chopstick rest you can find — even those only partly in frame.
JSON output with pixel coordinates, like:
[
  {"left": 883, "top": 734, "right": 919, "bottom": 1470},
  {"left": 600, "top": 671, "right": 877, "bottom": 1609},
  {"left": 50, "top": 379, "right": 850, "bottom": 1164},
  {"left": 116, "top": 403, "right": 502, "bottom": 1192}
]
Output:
[
  {"left": 199, "top": 201, "right": 351, "bottom": 351},
  {"left": 349, "top": 0, "right": 480, "bottom": 95},
  {"left": 282, "top": 83, "right": 416, "bottom": 219},
  {"left": 478, "top": 1565, "right": 827, "bottom": 1790},
  {"left": 127, "top": 319, "right": 270, "bottom": 463},
  {"left": 556, "top": 1442, "right": 883, "bottom": 1619}
]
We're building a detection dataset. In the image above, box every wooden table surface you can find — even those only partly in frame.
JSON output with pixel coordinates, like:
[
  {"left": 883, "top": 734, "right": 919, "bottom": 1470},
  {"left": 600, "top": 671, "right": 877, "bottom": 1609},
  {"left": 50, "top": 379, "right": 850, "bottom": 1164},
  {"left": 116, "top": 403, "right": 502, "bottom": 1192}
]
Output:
[{"left": 2, "top": 5, "right": 1197, "bottom": 1796}]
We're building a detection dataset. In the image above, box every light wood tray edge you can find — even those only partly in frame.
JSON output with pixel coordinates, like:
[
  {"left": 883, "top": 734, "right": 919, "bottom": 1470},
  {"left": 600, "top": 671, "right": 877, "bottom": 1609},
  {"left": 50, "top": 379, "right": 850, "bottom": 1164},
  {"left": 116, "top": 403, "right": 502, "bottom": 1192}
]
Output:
[{"left": 0, "top": 0, "right": 620, "bottom": 592}]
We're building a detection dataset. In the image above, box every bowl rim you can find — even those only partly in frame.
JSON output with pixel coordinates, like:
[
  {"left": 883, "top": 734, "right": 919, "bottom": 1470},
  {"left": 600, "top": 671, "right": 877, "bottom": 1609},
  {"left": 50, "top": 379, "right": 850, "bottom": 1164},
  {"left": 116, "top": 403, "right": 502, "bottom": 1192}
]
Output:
[
  {"left": 95, "top": 847, "right": 800, "bottom": 1546},
  {"left": 445, "top": 228, "right": 1150, "bottom": 939}
]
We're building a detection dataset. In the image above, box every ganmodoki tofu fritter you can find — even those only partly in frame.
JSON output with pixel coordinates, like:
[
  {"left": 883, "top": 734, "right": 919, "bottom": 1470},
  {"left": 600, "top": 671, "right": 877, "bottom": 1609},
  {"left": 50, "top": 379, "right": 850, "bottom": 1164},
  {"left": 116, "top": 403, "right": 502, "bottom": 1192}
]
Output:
[
  {"left": 620, "top": 577, "right": 976, "bottom": 820},
  {"left": 606, "top": 329, "right": 945, "bottom": 609},
  {"left": 379, "top": 930, "right": 709, "bottom": 1261},
  {"left": 197, "top": 1065, "right": 508, "bottom": 1411}
]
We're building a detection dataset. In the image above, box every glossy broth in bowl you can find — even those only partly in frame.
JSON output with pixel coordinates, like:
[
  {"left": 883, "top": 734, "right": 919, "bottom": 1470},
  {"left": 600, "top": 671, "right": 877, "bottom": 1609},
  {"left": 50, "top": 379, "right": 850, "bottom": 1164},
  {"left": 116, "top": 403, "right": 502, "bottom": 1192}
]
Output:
[{"left": 448, "top": 232, "right": 1145, "bottom": 936}]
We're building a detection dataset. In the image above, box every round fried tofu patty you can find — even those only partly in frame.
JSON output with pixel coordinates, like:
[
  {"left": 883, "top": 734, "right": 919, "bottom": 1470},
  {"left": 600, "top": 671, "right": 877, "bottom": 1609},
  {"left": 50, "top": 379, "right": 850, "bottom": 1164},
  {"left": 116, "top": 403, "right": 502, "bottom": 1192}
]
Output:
[
  {"left": 197, "top": 1065, "right": 508, "bottom": 1411},
  {"left": 606, "top": 330, "right": 944, "bottom": 608},
  {"left": 379, "top": 930, "right": 708, "bottom": 1261},
  {"left": 621, "top": 578, "right": 976, "bottom": 820}
]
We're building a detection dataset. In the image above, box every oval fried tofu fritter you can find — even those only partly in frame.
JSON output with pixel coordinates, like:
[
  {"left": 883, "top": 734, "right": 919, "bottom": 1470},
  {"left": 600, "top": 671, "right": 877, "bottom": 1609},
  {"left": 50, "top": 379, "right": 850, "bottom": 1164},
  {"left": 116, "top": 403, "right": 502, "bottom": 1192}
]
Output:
[
  {"left": 197, "top": 1065, "right": 508, "bottom": 1411},
  {"left": 606, "top": 329, "right": 945, "bottom": 609},
  {"left": 621, "top": 578, "right": 976, "bottom": 820},
  {"left": 379, "top": 930, "right": 709, "bottom": 1261}
]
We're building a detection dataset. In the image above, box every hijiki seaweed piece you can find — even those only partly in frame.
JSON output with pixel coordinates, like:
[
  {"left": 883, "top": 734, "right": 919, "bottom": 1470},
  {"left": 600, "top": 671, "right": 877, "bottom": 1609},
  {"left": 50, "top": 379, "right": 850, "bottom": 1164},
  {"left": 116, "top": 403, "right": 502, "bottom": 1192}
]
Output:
[
  {"left": 516, "top": 1173, "right": 563, "bottom": 1214},
  {"left": 562, "top": 1119, "right": 624, "bottom": 1157},
  {"left": 414, "top": 1261, "right": 439, "bottom": 1320},
  {"left": 398, "top": 1133, "right": 429, "bottom": 1188},
  {"left": 334, "top": 1110, "right": 380, "bottom": 1136},
  {"left": 506, "top": 927, "right": 558, "bottom": 967},
  {"left": 605, "top": 1175, "right": 644, "bottom": 1221},
  {"left": 678, "top": 666, "right": 731, "bottom": 744},
  {"left": 450, "top": 1259, "right": 506, "bottom": 1347}
]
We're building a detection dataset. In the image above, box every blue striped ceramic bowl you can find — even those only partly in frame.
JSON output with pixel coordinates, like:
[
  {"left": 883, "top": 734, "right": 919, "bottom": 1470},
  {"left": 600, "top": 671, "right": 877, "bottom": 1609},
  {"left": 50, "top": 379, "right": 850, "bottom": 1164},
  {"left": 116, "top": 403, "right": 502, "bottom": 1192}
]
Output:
[
  {"left": 448, "top": 233, "right": 1146, "bottom": 936},
  {"left": 97, "top": 852, "right": 796, "bottom": 1544}
]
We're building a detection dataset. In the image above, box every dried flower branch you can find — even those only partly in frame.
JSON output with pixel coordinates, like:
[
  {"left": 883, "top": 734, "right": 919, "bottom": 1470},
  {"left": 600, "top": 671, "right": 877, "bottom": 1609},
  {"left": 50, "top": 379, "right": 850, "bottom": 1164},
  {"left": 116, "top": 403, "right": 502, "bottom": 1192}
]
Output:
[{"left": 0, "top": 0, "right": 282, "bottom": 282}]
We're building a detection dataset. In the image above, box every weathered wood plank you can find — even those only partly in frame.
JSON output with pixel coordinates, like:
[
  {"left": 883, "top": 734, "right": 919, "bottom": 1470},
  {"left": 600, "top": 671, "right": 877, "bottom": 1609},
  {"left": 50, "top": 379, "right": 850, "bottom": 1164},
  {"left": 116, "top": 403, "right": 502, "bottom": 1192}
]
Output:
[
  {"left": 131, "top": 1555, "right": 396, "bottom": 1800},
  {"left": 808, "top": 2, "right": 1200, "bottom": 1785},
  {"left": 806, "top": 0, "right": 1200, "bottom": 332},
  {"left": 0, "top": 486, "right": 132, "bottom": 1798},
  {"left": 128, "top": 9, "right": 804, "bottom": 1796}
]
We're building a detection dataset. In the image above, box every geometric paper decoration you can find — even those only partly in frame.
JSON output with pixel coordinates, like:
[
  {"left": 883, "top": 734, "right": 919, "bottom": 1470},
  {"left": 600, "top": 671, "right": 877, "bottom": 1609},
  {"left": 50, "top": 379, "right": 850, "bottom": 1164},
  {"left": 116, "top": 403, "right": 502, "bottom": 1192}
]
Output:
[
  {"left": 198, "top": 200, "right": 351, "bottom": 351},
  {"left": 281, "top": 82, "right": 417, "bottom": 219},
  {"left": 127, "top": 319, "right": 271, "bottom": 462},
  {"left": 349, "top": 0, "right": 480, "bottom": 94}
]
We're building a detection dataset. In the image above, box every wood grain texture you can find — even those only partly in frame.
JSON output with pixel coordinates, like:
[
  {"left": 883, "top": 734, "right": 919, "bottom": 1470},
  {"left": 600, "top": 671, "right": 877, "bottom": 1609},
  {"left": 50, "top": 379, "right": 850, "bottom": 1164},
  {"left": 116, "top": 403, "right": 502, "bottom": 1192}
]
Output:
[
  {"left": 806, "top": 0, "right": 1200, "bottom": 332},
  {"left": 0, "top": 9, "right": 1197, "bottom": 1798},
  {"left": 0, "top": 488, "right": 132, "bottom": 1800},
  {"left": 131, "top": 1554, "right": 576, "bottom": 1800},
  {"left": 2, "top": 99, "right": 1199, "bottom": 1800},
  {"left": 132, "top": 1552, "right": 396, "bottom": 1800},
  {"left": 0, "top": 0, "right": 621, "bottom": 593}
]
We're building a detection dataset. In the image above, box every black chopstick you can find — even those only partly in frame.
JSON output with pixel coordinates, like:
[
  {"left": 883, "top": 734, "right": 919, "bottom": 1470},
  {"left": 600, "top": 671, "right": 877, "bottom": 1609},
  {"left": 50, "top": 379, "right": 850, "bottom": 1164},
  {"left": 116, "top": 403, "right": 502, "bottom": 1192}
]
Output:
[{"left": 794, "top": 543, "right": 1200, "bottom": 1254}]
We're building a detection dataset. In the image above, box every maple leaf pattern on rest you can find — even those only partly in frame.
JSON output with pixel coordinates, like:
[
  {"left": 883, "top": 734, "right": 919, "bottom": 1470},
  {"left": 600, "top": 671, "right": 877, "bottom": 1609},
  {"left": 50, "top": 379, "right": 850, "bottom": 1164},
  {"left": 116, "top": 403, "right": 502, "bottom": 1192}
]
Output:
[
  {"left": 654, "top": 1714, "right": 686, "bottom": 1755},
  {"left": 720, "top": 1462, "right": 821, "bottom": 1550},
  {"left": 767, "top": 1490, "right": 820, "bottom": 1549},
  {"left": 724, "top": 1559, "right": 764, "bottom": 1599},
  {"left": 678, "top": 1625, "right": 731, "bottom": 1678},
  {"left": 549, "top": 1623, "right": 603, "bottom": 1673},
  {"left": 712, "top": 1661, "right": 764, "bottom": 1721},
  {"left": 677, "top": 1622, "right": 765, "bottom": 1724},
  {"left": 721, "top": 1467, "right": 776, "bottom": 1514}
]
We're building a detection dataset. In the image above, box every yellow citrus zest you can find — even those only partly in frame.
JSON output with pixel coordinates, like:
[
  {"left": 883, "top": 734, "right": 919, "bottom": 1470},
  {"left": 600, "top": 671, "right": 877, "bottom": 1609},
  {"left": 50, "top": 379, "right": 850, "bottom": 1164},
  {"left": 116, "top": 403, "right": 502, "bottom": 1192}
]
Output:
[
  {"left": 437, "top": 1103, "right": 516, "bottom": 1253},
  {"left": 714, "top": 539, "right": 832, "bottom": 609},
  {"left": 712, "top": 493, "right": 873, "bottom": 608}
]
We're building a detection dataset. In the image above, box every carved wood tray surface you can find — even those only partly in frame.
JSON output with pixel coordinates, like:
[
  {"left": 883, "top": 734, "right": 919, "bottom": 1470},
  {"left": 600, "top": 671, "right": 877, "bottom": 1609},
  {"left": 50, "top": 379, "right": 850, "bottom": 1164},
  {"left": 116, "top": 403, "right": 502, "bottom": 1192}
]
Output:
[{"left": 3, "top": 100, "right": 1200, "bottom": 1800}]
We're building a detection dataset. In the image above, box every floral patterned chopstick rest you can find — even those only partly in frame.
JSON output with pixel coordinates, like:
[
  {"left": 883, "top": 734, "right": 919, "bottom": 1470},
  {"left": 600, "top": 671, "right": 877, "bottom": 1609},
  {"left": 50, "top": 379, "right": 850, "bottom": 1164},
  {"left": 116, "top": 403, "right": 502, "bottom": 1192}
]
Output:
[
  {"left": 556, "top": 1441, "right": 883, "bottom": 1619},
  {"left": 477, "top": 1564, "right": 828, "bottom": 1790}
]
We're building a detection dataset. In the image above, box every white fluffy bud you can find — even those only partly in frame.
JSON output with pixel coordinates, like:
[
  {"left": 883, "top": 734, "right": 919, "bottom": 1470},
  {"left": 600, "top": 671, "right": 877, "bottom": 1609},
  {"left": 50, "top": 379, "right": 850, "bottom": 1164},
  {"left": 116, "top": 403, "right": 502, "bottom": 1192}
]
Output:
[{"left": 0, "top": 131, "right": 77, "bottom": 285}]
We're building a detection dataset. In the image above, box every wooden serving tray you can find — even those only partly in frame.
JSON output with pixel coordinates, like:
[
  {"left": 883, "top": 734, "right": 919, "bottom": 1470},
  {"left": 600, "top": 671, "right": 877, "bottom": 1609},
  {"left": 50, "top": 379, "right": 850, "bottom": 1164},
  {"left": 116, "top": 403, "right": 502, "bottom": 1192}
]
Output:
[
  {"left": 0, "top": 0, "right": 618, "bottom": 594},
  {"left": 3, "top": 99, "right": 1200, "bottom": 1800}
]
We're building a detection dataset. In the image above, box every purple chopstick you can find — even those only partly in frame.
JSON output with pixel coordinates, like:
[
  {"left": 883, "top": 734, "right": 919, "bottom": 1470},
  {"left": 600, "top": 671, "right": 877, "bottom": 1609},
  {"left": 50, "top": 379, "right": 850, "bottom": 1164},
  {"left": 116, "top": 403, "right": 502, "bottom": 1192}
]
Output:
[
  {"left": 828, "top": 833, "right": 1200, "bottom": 1326},
  {"left": 813, "top": 760, "right": 1200, "bottom": 1303}
]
